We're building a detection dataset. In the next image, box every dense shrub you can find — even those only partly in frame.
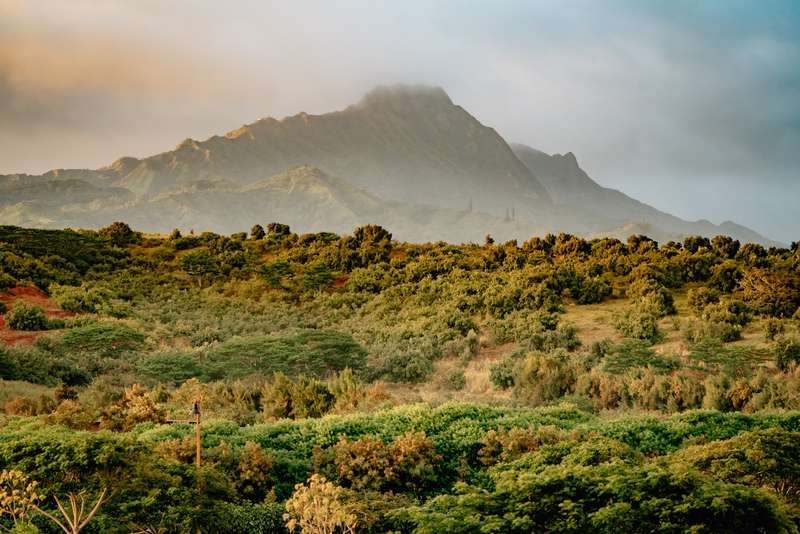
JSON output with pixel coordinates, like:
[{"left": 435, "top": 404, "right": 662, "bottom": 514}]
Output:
[
  {"left": 611, "top": 300, "right": 664, "bottom": 344},
  {"left": 5, "top": 302, "right": 48, "bottom": 331},
  {"left": 774, "top": 336, "right": 800, "bottom": 371},
  {"left": 377, "top": 351, "right": 435, "bottom": 384}
]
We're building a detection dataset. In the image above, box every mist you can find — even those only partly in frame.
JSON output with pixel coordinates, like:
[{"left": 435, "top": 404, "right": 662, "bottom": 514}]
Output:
[{"left": 1, "top": 0, "right": 798, "bottom": 242}]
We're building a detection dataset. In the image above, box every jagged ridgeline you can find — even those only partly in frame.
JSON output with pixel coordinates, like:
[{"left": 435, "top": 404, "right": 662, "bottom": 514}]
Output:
[{"left": 0, "top": 84, "right": 782, "bottom": 246}]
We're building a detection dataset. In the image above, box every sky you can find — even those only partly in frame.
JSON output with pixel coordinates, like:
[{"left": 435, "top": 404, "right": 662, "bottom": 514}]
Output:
[{"left": 1, "top": 0, "right": 798, "bottom": 242}]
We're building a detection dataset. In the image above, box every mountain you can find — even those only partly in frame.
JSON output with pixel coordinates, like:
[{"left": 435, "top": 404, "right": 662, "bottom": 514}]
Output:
[
  {"left": 511, "top": 144, "right": 784, "bottom": 247},
  {"left": 0, "top": 165, "right": 548, "bottom": 243},
  {"left": 0, "top": 84, "right": 781, "bottom": 246},
  {"left": 4, "top": 85, "right": 549, "bottom": 209}
]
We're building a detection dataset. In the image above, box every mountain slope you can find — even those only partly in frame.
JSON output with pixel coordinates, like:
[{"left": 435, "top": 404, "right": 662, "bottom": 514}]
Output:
[
  {"left": 5, "top": 85, "right": 551, "bottom": 211},
  {"left": 0, "top": 166, "right": 549, "bottom": 243},
  {"left": 511, "top": 144, "right": 783, "bottom": 247},
  {"left": 0, "top": 84, "right": 781, "bottom": 245}
]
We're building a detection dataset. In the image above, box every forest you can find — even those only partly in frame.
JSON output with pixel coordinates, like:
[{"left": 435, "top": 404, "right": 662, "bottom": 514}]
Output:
[{"left": 1, "top": 221, "right": 800, "bottom": 533}]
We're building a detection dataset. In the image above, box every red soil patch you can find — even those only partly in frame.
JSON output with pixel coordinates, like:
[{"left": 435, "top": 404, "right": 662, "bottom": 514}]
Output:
[
  {"left": 0, "top": 286, "right": 80, "bottom": 346},
  {"left": 332, "top": 275, "right": 350, "bottom": 288}
]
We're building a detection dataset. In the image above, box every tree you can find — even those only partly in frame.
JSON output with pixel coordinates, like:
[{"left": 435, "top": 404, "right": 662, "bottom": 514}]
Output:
[
  {"left": 251, "top": 224, "right": 266, "bottom": 240},
  {"left": 301, "top": 263, "right": 334, "bottom": 293},
  {"left": 677, "top": 428, "right": 800, "bottom": 512},
  {"left": 98, "top": 222, "right": 138, "bottom": 246},
  {"left": 683, "top": 235, "right": 711, "bottom": 254},
  {"left": 100, "top": 384, "right": 167, "bottom": 432},
  {"left": 267, "top": 223, "right": 291, "bottom": 237},
  {"left": 0, "top": 433, "right": 144, "bottom": 534},
  {"left": 0, "top": 469, "right": 44, "bottom": 530},
  {"left": 399, "top": 436, "right": 796, "bottom": 534},
  {"left": 711, "top": 235, "right": 740, "bottom": 259},
  {"left": 168, "top": 228, "right": 181, "bottom": 241},
  {"left": 284, "top": 475, "right": 357, "bottom": 534},
  {"left": 108, "top": 463, "right": 233, "bottom": 534},
  {"left": 180, "top": 250, "right": 216, "bottom": 287}
]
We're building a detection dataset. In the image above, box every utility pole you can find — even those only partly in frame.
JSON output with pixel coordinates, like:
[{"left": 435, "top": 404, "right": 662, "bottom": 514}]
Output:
[{"left": 189, "top": 391, "right": 202, "bottom": 468}]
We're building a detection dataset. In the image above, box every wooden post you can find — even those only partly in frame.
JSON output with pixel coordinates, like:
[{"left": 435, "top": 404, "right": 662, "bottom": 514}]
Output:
[
  {"left": 190, "top": 391, "right": 202, "bottom": 468},
  {"left": 195, "top": 408, "right": 201, "bottom": 468},
  {"left": 195, "top": 392, "right": 201, "bottom": 468}
]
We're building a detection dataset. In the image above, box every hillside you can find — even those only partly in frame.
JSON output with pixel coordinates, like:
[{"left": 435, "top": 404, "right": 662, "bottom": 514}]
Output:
[
  {"left": 1, "top": 223, "right": 800, "bottom": 532},
  {"left": 0, "top": 165, "right": 549, "bottom": 243},
  {"left": 511, "top": 144, "right": 784, "bottom": 247}
]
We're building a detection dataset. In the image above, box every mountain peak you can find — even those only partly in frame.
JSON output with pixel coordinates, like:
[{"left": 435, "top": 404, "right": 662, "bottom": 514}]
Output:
[{"left": 354, "top": 84, "right": 453, "bottom": 113}]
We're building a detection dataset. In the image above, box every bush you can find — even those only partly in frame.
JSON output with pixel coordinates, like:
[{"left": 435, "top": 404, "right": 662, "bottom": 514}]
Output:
[
  {"left": 577, "top": 276, "right": 612, "bottom": 304},
  {"left": 0, "top": 272, "right": 16, "bottom": 291},
  {"left": 489, "top": 350, "right": 525, "bottom": 389},
  {"left": 523, "top": 322, "right": 581, "bottom": 353},
  {"left": 49, "top": 282, "right": 111, "bottom": 313},
  {"left": 773, "top": 336, "right": 800, "bottom": 371},
  {"left": 687, "top": 287, "right": 721, "bottom": 313},
  {"left": 764, "top": 319, "right": 785, "bottom": 342},
  {"left": 682, "top": 299, "right": 752, "bottom": 343},
  {"left": 98, "top": 221, "right": 139, "bottom": 245},
  {"left": 449, "top": 369, "right": 466, "bottom": 391},
  {"left": 0, "top": 300, "right": 6, "bottom": 314},
  {"left": 5, "top": 302, "right": 48, "bottom": 331},
  {"left": 514, "top": 349, "right": 576, "bottom": 406},
  {"left": 379, "top": 351, "right": 434, "bottom": 384},
  {"left": 611, "top": 301, "right": 664, "bottom": 345}
]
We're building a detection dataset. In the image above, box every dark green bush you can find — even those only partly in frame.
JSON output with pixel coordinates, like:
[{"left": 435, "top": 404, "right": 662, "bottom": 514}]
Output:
[
  {"left": 5, "top": 302, "right": 48, "bottom": 331},
  {"left": 523, "top": 322, "right": 581, "bottom": 353},
  {"left": 774, "top": 336, "right": 800, "bottom": 371},
  {"left": 449, "top": 369, "right": 466, "bottom": 391},
  {"left": 379, "top": 351, "right": 434, "bottom": 384}
]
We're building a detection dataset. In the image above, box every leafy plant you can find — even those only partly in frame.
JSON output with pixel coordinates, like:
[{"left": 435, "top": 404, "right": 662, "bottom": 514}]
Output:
[{"left": 5, "top": 303, "right": 48, "bottom": 331}]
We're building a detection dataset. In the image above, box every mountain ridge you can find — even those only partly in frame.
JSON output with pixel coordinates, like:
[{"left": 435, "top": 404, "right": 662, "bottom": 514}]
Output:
[{"left": 0, "top": 84, "right": 782, "bottom": 246}]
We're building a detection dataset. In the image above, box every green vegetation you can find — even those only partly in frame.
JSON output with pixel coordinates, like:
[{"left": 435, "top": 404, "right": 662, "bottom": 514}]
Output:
[{"left": 1, "top": 223, "right": 800, "bottom": 532}]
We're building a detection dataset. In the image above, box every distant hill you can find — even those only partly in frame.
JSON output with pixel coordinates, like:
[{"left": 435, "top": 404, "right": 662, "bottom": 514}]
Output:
[
  {"left": 0, "top": 84, "right": 782, "bottom": 246},
  {"left": 0, "top": 165, "right": 548, "bottom": 243},
  {"left": 511, "top": 144, "right": 784, "bottom": 247}
]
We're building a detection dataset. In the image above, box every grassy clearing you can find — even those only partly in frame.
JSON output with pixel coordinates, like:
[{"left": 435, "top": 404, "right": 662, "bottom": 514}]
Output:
[{"left": 0, "top": 379, "right": 54, "bottom": 406}]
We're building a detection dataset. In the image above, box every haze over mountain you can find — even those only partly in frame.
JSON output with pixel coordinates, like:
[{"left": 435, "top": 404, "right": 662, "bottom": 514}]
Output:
[{"left": 0, "top": 84, "right": 782, "bottom": 246}]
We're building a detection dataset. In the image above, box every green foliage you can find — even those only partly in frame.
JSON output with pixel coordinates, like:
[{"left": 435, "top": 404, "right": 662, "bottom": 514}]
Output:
[
  {"left": 400, "top": 435, "right": 796, "bottom": 534},
  {"left": 5, "top": 303, "right": 48, "bottom": 331},
  {"left": 59, "top": 321, "right": 145, "bottom": 356},
  {"left": 682, "top": 298, "right": 752, "bottom": 343},
  {"left": 740, "top": 268, "right": 800, "bottom": 318},
  {"left": 514, "top": 350, "right": 577, "bottom": 406},
  {"left": 7, "top": 223, "right": 800, "bottom": 531},
  {"left": 602, "top": 339, "right": 680, "bottom": 374},
  {"left": 171, "top": 235, "right": 202, "bottom": 250},
  {"left": 180, "top": 249, "right": 217, "bottom": 286},
  {"left": 489, "top": 350, "right": 525, "bottom": 389},
  {"left": 375, "top": 351, "right": 434, "bottom": 384},
  {"left": 99, "top": 221, "right": 139, "bottom": 246},
  {"left": 222, "top": 502, "right": 288, "bottom": 534},
  {"left": 774, "top": 335, "right": 800, "bottom": 371},
  {"left": 687, "top": 286, "right": 721, "bottom": 312},
  {"left": 300, "top": 262, "right": 334, "bottom": 292},
  {"left": 448, "top": 369, "right": 466, "bottom": 391},
  {"left": 522, "top": 321, "right": 581, "bottom": 353},
  {"left": 611, "top": 300, "right": 664, "bottom": 344},
  {"left": 677, "top": 427, "right": 800, "bottom": 511},
  {"left": 765, "top": 318, "right": 786, "bottom": 341}
]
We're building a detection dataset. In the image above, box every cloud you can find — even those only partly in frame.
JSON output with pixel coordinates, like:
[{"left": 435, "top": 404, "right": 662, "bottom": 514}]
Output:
[{"left": 0, "top": 0, "right": 797, "bottom": 241}]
